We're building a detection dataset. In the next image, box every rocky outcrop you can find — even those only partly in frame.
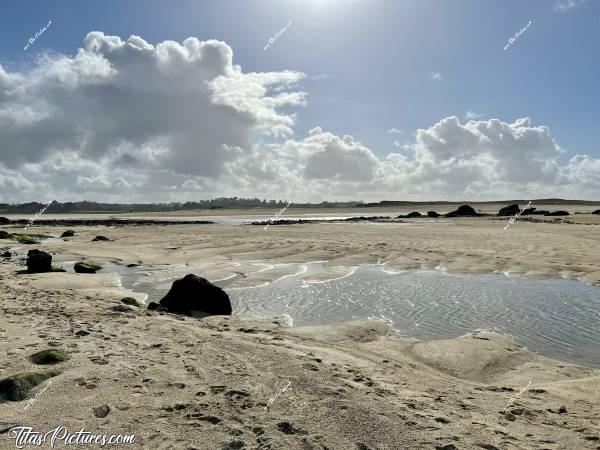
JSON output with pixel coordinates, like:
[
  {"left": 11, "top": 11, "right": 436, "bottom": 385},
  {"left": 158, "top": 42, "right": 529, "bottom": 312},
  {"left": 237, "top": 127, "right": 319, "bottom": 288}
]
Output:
[
  {"left": 0, "top": 217, "right": 9, "bottom": 225},
  {"left": 406, "top": 212, "right": 422, "bottom": 218},
  {"left": 26, "top": 249, "right": 52, "bottom": 274},
  {"left": 427, "top": 211, "right": 440, "bottom": 218},
  {"left": 498, "top": 204, "right": 520, "bottom": 216},
  {"left": 159, "top": 274, "right": 232, "bottom": 316},
  {"left": 445, "top": 205, "right": 479, "bottom": 217},
  {"left": 498, "top": 204, "right": 537, "bottom": 216},
  {"left": 592, "top": 210, "right": 600, "bottom": 215}
]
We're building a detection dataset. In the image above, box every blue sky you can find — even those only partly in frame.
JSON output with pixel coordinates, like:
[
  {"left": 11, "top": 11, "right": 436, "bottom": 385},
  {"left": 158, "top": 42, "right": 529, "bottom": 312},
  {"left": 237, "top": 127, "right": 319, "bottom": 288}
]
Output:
[{"left": 0, "top": 0, "right": 599, "bottom": 202}]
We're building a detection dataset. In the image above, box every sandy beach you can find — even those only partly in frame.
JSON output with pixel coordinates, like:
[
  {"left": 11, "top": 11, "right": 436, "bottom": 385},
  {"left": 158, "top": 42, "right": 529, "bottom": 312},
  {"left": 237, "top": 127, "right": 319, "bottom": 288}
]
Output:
[{"left": 1, "top": 206, "right": 600, "bottom": 449}]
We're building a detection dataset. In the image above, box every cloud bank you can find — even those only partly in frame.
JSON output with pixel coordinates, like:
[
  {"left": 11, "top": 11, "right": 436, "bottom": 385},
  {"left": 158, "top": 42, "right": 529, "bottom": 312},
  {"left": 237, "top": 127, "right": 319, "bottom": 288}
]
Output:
[{"left": 0, "top": 32, "right": 599, "bottom": 202}]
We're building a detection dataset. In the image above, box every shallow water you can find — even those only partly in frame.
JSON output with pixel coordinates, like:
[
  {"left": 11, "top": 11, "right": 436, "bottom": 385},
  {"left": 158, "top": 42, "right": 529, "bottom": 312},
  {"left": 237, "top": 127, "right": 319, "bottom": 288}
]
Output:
[{"left": 54, "top": 260, "right": 600, "bottom": 368}]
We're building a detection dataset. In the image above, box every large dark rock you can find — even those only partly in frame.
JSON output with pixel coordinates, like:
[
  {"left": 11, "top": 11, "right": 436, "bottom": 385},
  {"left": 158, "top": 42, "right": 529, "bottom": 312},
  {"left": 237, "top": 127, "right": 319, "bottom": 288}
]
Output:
[
  {"left": 61, "top": 230, "right": 75, "bottom": 238},
  {"left": 445, "top": 205, "right": 479, "bottom": 217},
  {"left": 544, "top": 211, "right": 569, "bottom": 216},
  {"left": 498, "top": 204, "right": 536, "bottom": 216},
  {"left": 405, "top": 211, "right": 422, "bottom": 218},
  {"left": 159, "top": 274, "right": 232, "bottom": 316},
  {"left": 0, "top": 231, "right": 10, "bottom": 239},
  {"left": 0, "top": 217, "right": 9, "bottom": 225},
  {"left": 592, "top": 210, "right": 600, "bottom": 215},
  {"left": 1, "top": 251, "right": 11, "bottom": 258},
  {"left": 498, "top": 204, "right": 520, "bottom": 216},
  {"left": 427, "top": 211, "right": 440, "bottom": 218},
  {"left": 26, "top": 249, "right": 52, "bottom": 274}
]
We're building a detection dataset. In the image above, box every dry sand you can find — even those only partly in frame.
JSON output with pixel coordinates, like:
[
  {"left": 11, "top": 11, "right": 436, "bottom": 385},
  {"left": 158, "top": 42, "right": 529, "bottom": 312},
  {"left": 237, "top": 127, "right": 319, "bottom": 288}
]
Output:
[{"left": 1, "top": 206, "right": 599, "bottom": 449}]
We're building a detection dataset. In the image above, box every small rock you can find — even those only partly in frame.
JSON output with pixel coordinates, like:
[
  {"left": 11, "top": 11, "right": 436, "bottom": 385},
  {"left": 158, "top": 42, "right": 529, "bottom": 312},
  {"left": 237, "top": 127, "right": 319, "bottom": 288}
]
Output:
[
  {"left": 110, "top": 305, "right": 134, "bottom": 313},
  {"left": 276, "top": 421, "right": 306, "bottom": 435},
  {"left": 74, "top": 262, "right": 102, "bottom": 274},
  {"left": 93, "top": 405, "right": 110, "bottom": 418}
]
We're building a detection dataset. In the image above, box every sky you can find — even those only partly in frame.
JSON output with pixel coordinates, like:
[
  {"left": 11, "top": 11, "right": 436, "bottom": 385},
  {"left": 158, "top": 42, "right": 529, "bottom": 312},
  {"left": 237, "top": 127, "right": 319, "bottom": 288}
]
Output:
[{"left": 0, "top": 0, "right": 599, "bottom": 203}]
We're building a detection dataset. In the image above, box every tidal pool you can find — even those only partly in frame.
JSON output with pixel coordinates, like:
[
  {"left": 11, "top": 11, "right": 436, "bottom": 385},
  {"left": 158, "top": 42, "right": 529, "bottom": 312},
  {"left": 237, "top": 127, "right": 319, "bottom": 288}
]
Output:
[{"left": 63, "top": 260, "right": 600, "bottom": 368}]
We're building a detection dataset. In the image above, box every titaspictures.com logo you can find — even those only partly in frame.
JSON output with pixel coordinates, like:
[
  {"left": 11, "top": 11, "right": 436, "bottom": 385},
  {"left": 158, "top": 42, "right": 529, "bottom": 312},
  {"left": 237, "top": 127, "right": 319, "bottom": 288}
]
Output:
[{"left": 7, "top": 427, "right": 135, "bottom": 448}]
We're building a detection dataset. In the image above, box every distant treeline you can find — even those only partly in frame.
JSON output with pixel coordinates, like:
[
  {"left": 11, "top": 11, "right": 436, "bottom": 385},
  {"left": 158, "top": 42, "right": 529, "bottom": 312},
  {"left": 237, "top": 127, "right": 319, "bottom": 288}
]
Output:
[
  {"left": 0, "top": 198, "right": 598, "bottom": 214},
  {"left": 0, "top": 198, "right": 364, "bottom": 214}
]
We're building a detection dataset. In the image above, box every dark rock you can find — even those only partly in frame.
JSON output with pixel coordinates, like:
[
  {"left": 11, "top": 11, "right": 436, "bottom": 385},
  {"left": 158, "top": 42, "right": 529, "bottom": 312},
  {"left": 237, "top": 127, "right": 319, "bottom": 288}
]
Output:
[
  {"left": 92, "top": 236, "right": 109, "bottom": 242},
  {"left": 147, "top": 302, "right": 165, "bottom": 311},
  {"left": 427, "top": 211, "right": 440, "bottom": 217},
  {"left": 498, "top": 204, "right": 520, "bottom": 216},
  {"left": 61, "top": 230, "right": 75, "bottom": 238},
  {"left": 593, "top": 210, "right": 600, "bottom": 215},
  {"left": 74, "top": 262, "right": 102, "bottom": 274},
  {"left": 544, "top": 211, "right": 569, "bottom": 216},
  {"left": 93, "top": 405, "right": 110, "bottom": 418},
  {"left": 26, "top": 249, "right": 52, "bottom": 274},
  {"left": 110, "top": 305, "right": 134, "bottom": 313},
  {"left": 434, "top": 416, "right": 451, "bottom": 424},
  {"left": 1, "top": 251, "right": 10, "bottom": 258},
  {"left": 435, "top": 446, "right": 458, "bottom": 450},
  {"left": 276, "top": 421, "right": 306, "bottom": 435},
  {"left": 445, "top": 205, "right": 479, "bottom": 217},
  {"left": 221, "top": 441, "right": 246, "bottom": 450},
  {"left": 75, "top": 330, "right": 90, "bottom": 337},
  {"left": 558, "top": 405, "right": 567, "bottom": 414},
  {"left": 159, "top": 274, "right": 232, "bottom": 316},
  {"left": 498, "top": 204, "right": 536, "bottom": 216},
  {"left": 0, "top": 370, "right": 59, "bottom": 401},
  {"left": 127, "top": 263, "right": 140, "bottom": 267},
  {"left": 29, "top": 349, "right": 70, "bottom": 365},
  {"left": 0, "top": 231, "right": 10, "bottom": 239},
  {"left": 406, "top": 211, "right": 422, "bottom": 218},
  {"left": 121, "top": 297, "right": 141, "bottom": 307},
  {"left": 0, "top": 217, "right": 9, "bottom": 225}
]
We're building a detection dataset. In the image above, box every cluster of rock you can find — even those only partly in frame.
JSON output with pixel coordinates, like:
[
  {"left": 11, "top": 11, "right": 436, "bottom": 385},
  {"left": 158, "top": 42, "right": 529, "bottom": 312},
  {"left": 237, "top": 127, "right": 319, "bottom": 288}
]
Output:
[
  {"left": 398, "top": 205, "right": 480, "bottom": 218},
  {"left": 497, "top": 204, "right": 569, "bottom": 217},
  {"left": 397, "top": 204, "right": 575, "bottom": 219}
]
